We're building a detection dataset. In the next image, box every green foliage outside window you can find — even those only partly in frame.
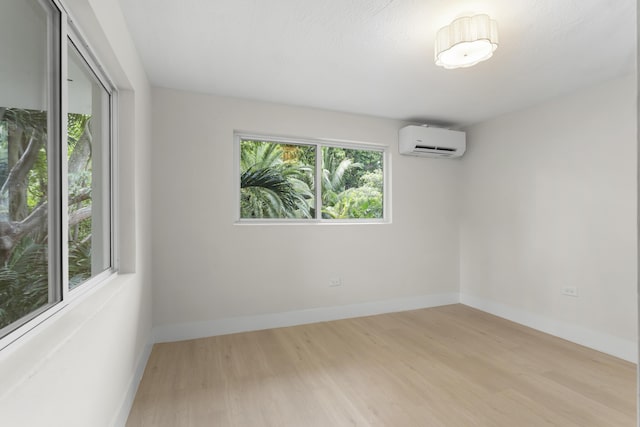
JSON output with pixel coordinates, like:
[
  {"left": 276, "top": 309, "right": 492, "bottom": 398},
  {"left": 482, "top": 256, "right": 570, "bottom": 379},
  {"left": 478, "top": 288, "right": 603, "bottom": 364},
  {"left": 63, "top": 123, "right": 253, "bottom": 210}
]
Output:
[
  {"left": 240, "top": 140, "right": 315, "bottom": 219},
  {"left": 0, "top": 108, "right": 94, "bottom": 330},
  {"left": 240, "top": 139, "right": 384, "bottom": 220}
]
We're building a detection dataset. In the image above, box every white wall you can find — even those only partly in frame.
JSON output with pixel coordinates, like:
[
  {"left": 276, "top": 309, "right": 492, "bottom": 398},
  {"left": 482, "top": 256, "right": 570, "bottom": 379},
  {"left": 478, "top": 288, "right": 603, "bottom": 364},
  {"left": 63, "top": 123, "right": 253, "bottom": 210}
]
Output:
[
  {"left": 0, "top": 0, "right": 153, "bottom": 425},
  {"left": 460, "top": 74, "right": 637, "bottom": 360},
  {"left": 151, "top": 88, "right": 461, "bottom": 339}
]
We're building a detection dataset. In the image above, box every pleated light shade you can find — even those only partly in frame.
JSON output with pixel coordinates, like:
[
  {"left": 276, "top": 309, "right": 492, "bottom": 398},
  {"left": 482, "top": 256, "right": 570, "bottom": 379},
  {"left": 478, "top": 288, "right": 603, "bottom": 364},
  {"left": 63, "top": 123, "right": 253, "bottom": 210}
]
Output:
[{"left": 435, "top": 14, "right": 499, "bottom": 69}]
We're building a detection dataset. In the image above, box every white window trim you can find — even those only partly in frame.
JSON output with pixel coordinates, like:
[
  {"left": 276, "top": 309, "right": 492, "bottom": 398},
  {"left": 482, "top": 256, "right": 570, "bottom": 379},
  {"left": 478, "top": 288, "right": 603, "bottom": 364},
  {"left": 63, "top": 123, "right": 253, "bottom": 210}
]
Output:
[
  {"left": 0, "top": 0, "right": 119, "bottom": 352},
  {"left": 234, "top": 132, "right": 391, "bottom": 224}
]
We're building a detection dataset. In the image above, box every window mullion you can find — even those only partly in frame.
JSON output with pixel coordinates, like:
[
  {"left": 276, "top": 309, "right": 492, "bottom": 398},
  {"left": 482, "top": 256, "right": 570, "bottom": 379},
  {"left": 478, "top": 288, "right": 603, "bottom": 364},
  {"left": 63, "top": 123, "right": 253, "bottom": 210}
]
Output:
[
  {"left": 110, "top": 92, "right": 118, "bottom": 271},
  {"left": 59, "top": 30, "right": 70, "bottom": 300},
  {"left": 315, "top": 144, "right": 322, "bottom": 220}
]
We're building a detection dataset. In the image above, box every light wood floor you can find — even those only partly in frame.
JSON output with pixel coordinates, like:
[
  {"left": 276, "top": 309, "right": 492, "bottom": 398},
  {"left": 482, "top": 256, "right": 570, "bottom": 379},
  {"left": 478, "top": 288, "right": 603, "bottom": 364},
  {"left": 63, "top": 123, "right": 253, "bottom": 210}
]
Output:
[{"left": 127, "top": 304, "right": 636, "bottom": 426}]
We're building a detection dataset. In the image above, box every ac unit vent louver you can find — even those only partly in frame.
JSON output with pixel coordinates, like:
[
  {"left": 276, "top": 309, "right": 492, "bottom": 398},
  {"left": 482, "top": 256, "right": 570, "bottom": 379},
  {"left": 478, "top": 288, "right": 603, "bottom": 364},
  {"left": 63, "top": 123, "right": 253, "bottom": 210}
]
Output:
[{"left": 415, "top": 145, "right": 457, "bottom": 152}]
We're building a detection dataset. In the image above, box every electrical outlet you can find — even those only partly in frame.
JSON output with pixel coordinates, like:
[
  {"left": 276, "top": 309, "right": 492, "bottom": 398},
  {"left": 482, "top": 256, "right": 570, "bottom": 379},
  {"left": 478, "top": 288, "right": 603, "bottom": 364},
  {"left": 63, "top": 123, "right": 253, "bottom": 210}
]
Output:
[
  {"left": 561, "top": 286, "right": 578, "bottom": 297},
  {"left": 329, "top": 277, "right": 342, "bottom": 287}
]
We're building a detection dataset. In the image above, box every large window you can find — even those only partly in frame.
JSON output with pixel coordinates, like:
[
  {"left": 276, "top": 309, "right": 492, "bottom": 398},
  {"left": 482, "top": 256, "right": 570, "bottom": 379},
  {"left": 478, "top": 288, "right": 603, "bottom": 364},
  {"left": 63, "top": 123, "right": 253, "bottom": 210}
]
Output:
[
  {"left": 237, "top": 134, "right": 387, "bottom": 222},
  {"left": 0, "top": 0, "right": 115, "bottom": 345}
]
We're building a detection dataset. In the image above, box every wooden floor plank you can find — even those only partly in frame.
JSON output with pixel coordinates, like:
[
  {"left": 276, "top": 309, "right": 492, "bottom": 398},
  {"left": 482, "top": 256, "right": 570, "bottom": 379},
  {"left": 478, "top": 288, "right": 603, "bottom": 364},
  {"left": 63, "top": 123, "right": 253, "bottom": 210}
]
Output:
[{"left": 127, "top": 304, "right": 636, "bottom": 426}]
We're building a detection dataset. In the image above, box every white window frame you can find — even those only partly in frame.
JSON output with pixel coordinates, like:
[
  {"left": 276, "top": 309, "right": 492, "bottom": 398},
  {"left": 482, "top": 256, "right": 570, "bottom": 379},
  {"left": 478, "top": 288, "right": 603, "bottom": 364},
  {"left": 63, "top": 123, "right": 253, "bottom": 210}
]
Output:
[
  {"left": 235, "top": 132, "right": 391, "bottom": 224},
  {"left": 0, "top": 0, "right": 118, "bottom": 351}
]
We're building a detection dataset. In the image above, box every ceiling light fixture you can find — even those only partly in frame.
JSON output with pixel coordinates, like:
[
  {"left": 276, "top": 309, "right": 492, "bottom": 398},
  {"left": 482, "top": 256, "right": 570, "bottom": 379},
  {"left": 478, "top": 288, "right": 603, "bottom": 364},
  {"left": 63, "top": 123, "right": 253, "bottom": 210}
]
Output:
[{"left": 435, "top": 14, "right": 498, "bottom": 69}]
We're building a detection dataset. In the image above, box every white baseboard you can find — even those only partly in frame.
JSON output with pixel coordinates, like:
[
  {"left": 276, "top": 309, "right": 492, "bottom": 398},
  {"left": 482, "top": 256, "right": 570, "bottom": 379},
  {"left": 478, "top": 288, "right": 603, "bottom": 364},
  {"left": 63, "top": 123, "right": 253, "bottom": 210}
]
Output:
[
  {"left": 112, "top": 339, "right": 153, "bottom": 427},
  {"left": 460, "top": 293, "right": 637, "bottom": 363},
  {"left": 153, "top": 293, "right": 460, "bottom": 344},
  {"left": 151, "top": 292, "right": 636, "bottom": 362}
]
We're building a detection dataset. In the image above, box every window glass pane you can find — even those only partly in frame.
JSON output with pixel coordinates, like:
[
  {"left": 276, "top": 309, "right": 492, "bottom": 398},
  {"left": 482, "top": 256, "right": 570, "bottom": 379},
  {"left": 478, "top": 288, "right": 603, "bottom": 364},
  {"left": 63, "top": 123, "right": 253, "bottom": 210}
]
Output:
[
  {"left": 0, "top": 0, "right": 55, "bottom": 334},
  {"left": 240, "top": 140, "right": 315, "bottom": 219},
  {"left": 321, "top": 147, "right": 384, "bottom": 219},
  {"left": 67, "top": 41, "right": 111, "bottom": 289}
]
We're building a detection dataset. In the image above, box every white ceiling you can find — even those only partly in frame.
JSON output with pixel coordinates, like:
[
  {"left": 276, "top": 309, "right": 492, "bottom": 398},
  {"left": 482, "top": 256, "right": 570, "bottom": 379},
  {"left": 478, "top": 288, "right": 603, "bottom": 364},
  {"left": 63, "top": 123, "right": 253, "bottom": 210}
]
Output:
[{"left": 118, "top": 0, "right": 636, "bottom": 127}]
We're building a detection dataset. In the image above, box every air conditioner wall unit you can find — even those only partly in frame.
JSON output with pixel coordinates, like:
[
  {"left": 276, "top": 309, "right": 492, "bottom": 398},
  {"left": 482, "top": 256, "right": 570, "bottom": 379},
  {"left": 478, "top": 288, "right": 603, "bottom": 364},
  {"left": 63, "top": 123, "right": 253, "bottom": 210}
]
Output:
[{"left": 398, "top": 125, "right": 466, "bottom": 158}]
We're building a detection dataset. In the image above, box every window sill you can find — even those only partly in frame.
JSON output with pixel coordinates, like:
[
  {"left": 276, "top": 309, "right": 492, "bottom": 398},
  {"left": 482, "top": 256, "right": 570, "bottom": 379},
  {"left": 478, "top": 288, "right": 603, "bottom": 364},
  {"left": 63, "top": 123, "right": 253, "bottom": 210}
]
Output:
[
  {"left": 0, "top": 270, "right": 123, "bottom": 355},
  {"left": 234, "top": 219, "right": 392, "bottom": 226}
]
